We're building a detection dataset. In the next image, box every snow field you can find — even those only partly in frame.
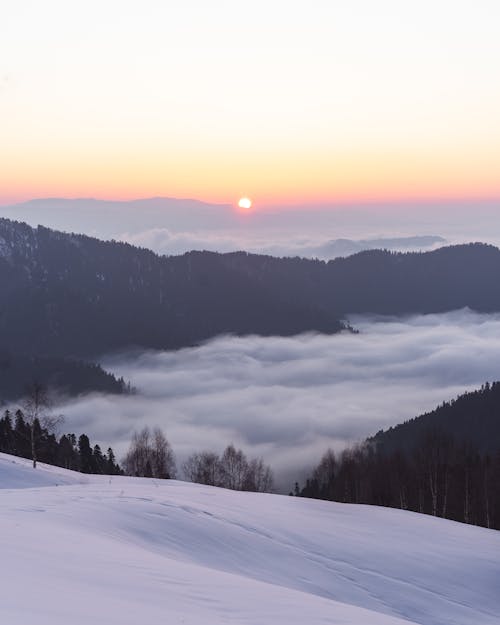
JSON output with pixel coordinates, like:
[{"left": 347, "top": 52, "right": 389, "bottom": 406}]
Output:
[{"left": 1, "top": 452, "right": 499, "bottom": 625}]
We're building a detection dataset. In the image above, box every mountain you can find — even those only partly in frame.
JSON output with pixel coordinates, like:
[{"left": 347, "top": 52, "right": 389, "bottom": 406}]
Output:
[
  {"left": 301, "top": 383, "right": 500, "bottom": 529},
  {"left": 0, "top": 352, "right": 127, "bottom": 401},
  {"left": 0, "top": 218, "right": 345, "bottom": 361},
  {"left": 325, "top": 243, "right": 500, "bottom": 315},
  {"left": 0, "top": 197, "right": 236, "bottom": 237},
  {"left": 2, "top": 218, "right": 500, "bottom": 367},
  {"left": 1, "top": 452, "right": 499, "bottom": 625},
  {"left": 264, "top": 235, "right": 446, "bottom": 260},
  {"left": 371, "top": 381, "right": 500, "bottom": 455}
]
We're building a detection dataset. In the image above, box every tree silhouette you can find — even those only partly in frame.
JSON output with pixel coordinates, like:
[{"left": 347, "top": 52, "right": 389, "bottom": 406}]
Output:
[{"left": 22, "top": 382, "right": 63, "bottom": 468}]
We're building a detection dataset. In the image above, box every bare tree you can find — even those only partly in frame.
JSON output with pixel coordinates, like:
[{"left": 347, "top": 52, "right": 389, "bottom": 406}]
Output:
[
  {"left": 123, "top": 426, "right": 176, "bottom": 478},
  {"left": 183, "top": 445, "right": 274, "bottom": 493},
  {"left": 312, "top": 449, "right": 337, "bottom": 499},
  {"left": 152, "top": 426, "right": 176, "bottom": 478},
  {"left": 244, "top": 458, "right": 274, "bottom": 493},
  {"left": 220, "top": 444, "right": 248, "bottom": 490},
  {"left": 182, "top": 451, "right": 222, "bottom": 486},
  {"left": 415, "top": 429, "right": 454, "bottom": 517},
  {"left": 123, "top": 427, "right": 149, "bottom": 476},
  {"left": 22, "top": 382, "right": 63, "bottom": 468}
]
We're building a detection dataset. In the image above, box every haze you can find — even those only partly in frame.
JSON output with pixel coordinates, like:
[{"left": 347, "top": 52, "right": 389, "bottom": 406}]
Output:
[{"left": 1, "top": 197, "right": 500, "bottom": 260}]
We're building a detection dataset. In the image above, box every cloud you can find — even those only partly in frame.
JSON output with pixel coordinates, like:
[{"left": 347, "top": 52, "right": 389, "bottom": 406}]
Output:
[
  {"left": 55, "top": 309, "right": 500, "bottom": 491},
  {"left": 119, "top": 227, "right": 446, "bottom": 259},
  {"left": 118, "top": 228, "right": 247, "bottom": 256}
]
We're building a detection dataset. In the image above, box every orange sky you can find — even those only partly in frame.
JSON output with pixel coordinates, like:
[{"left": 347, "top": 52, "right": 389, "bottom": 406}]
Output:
[{"left": 1, "top": 1, "right": 499, "bottom": 207}]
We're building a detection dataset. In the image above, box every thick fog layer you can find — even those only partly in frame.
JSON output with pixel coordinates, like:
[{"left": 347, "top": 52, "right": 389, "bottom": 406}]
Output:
[{"left": 57, "top": 309, "right": 500, "bottom": 491}]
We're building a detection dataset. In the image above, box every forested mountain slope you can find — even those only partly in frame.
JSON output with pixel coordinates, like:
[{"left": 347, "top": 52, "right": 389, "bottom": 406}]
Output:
[
  {"left": 0, "top": 218, "right": 343, "bottom": 359},
  {"left": 2, "top": 217, "right": 500, "bottom": 362},
  {"left": 0, "top": 353, "right": 127, "bottom": 400},
  {"left": 301, "top": 383, "right": 500, "bottom": 529},
  {"left": 371, "top": 381, "right": 500, "bottom": 455}
]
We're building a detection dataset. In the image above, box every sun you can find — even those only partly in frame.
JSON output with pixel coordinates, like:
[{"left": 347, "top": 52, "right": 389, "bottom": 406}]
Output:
[{"left": 237, "top": 197, "right": 252, "bottom": 211}]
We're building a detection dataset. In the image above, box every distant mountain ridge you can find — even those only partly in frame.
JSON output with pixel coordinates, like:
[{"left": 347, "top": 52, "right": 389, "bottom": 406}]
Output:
[
  {"left": 0, "top": 197, "right": 236, "bottom": 238},
  {"left": 0, "top": 197, "right": 447, "bottom": 259},
  {"left": 262, "top": 235, "right": 446, "bottom": 260}
]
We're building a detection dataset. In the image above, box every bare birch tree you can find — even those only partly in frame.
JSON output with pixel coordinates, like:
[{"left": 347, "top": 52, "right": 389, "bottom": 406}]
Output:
[{"left": 22, "top": 382, "right": 63, "bottom": 468}]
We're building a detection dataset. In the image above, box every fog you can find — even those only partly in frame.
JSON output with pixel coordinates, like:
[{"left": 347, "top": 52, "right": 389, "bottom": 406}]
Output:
[
  {"left": 119, "top": 229, "right": 446, "bottom": 259},
  {"left": 2, "top": 198, "right": 500, "bottom": 259},
  {"left": 57, "top": 309, "right": 500, "bottom": 491}
]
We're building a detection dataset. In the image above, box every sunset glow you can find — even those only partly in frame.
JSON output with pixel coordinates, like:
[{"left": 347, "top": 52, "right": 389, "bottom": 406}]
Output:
[
  {"left": 238, "top": 197, "right": 253, "bottom": 211},
  {"left": 1, "top": 1, "right": 499, "bottom": 207}
]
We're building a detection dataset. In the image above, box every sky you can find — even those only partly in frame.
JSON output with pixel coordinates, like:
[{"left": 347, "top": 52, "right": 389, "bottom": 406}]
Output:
[
  {"left": 55, "top": 310, "right": 500, "bottom": 491},
  {"left": 2, "top": 0, "right": 500, "bottom": 207}
]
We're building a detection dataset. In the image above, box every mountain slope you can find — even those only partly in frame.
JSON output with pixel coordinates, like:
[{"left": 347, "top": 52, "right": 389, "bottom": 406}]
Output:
[
  {"left": 1, "top": 452, "right": 499, "bottom": 625},
  {"left": 0, "top": 352, "right": 127, "bottom": 400},
  {"left": 0, "top": 218, "right": 344, "bottom": 359},
  {"left": 2, "top": 217, "right": 500, "bottom": 362},
  {"left": 301, "top": 382, "right": 500, "bottom": 528},
  {"left": 371, "top": 381, "right": 500, "bottom": 455}
]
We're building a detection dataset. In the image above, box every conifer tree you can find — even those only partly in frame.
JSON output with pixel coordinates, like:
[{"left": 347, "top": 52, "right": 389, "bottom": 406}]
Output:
[{"left": 78, "top": 434, "right": 93, "bottom": 473}]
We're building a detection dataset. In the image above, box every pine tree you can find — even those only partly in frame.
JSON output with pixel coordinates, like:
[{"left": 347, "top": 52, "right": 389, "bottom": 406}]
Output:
[{"left": 78, "top": 434, "right": 93, "bottom": 473}]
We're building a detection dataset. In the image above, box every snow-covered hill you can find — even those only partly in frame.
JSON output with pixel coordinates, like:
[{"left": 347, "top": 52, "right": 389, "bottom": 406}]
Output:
[{"left": 1, "top": 452, "right": 498, "bottom": 625}]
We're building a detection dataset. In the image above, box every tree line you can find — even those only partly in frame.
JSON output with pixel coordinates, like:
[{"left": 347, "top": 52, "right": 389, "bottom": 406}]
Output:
[
  {"left": 0, "top": 409, "right": 122, "bottom": 475},
  {"left": 122, "top": 427, "right": 274, "bottom": 493},
  {"left": 297, "top": 431, "right": 500, "bottom": 530},
  {"left": 182, "top": 444, "right": 274, "bottom": 492},
  {"left": 0, "top": 411, "right": 275, "bottom": 495}
]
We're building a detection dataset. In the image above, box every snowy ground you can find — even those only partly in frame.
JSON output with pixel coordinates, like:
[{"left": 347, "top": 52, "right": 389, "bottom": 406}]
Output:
[{"left": 1, "top": 452, "right": 498, "bottom": 625}]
